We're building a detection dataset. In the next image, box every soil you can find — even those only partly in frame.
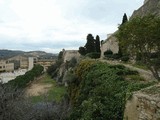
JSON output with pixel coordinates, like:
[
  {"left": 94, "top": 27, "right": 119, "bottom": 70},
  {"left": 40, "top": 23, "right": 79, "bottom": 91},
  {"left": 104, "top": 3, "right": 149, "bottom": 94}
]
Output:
[{"left": 25, "top": 75, "right": 52, "bottom": 96}]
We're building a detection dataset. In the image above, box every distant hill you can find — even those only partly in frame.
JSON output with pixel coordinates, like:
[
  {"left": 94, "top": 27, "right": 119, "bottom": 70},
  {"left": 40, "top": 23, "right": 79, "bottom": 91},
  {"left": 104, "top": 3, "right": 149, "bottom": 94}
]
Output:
[
  {"left": 0, "top": 49, "right": 57, "bottom": 59},
  {"left": 0, "top": 50, "right": 24, "bottom": 59}
]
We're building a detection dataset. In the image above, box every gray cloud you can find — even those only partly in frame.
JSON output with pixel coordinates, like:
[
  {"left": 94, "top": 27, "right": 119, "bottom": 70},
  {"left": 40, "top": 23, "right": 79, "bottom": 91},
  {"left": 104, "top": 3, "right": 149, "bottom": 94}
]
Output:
[{"left": 0, "top": 0, "right": 144, "bottom": 53}]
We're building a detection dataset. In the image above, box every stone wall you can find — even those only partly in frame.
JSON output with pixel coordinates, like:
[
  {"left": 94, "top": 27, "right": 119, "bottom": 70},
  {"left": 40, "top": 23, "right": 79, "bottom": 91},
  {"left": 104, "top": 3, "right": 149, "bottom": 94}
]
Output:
[
  {"left": 63, "top": 50, "right": 80, "bottom": 62},
  {"left": 100, "top": 34, "right": 119, "bottom": 58},
  {"left": 124, "top": 84, "right": 160, "bottom": 120}
]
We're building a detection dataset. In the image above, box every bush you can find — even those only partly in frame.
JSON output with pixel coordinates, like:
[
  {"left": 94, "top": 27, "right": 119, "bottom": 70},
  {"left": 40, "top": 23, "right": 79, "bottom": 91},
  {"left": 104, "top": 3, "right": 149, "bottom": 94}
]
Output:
[
  {"left": 7, "top": 65, "right": 44, "bottom": 88},
  {"left": 121, "top": 56, "right": 129, "bottom": 62},
  {"left": 104, "top": 50, "right": 113, "bottom": 55},
  {"left": 112, "top": 53, "right": 121, "bottom": 59},
  {"left": 86, "top": 52, "right": 100, "bottom": 59},
  {"left": 0, "top": 83, "right": 70, "bottom": 120},
  {"left": 68, "top": 60, "right": 152, "bottom": 120},
  {"left": 69, "top": 62, "right": 127, "bottom": 119},
  {"left": 78, "top": 47, "right": 86, "bottom": 55},
  {"left": 136, "top": 53, "right": 142, "bottom": 61}
]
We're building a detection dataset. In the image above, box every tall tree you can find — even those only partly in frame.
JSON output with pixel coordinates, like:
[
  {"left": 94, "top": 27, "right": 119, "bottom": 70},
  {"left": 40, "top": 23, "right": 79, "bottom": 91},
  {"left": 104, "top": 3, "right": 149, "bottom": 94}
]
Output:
[
  {"left": 85, "top": 34, "right": 95, "bottom": 53},
  {"left": 95, "top": 35, "right": 101, "bottom": 53},
  {"left": 121, "top": 13, "right": 128, "bottom": 25},
  {"left": 117, "top": 15, "right": 160, "bottom": 80}
]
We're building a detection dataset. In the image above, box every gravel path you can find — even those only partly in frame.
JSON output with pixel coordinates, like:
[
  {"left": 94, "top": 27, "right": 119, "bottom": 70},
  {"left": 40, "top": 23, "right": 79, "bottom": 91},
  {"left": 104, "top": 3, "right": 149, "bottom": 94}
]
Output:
[
  {"left": 26, "top": 84, "right": 52, "bottom": 96},
  {"left": 101, "top": 60, "right": 156, "bottom": 81}
]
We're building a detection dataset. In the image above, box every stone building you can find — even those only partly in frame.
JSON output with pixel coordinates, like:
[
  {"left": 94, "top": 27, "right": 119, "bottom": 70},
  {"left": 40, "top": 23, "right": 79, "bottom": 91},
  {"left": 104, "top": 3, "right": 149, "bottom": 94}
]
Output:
[
  {"left": 62, "top": 50, "right": 80, "bottom": 62},
  {"left": 8, "top": 55, "right": 34, "bottom": 70},
  {"left": 8, "top": 55, "right": 28, "bottom": 69},
  {"left": 100, "top": 33, "right": 119, "bottom": 58},
  {"left": 0, "top": 60, "right": 14, "bottom": 72}
]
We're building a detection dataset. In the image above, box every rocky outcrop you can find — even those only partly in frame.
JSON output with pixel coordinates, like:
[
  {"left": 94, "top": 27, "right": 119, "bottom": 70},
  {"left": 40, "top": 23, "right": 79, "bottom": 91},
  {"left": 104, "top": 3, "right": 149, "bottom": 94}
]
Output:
[
  {"left": 131, "top": 0, "right": 160, "bottom": 19},
  {"left": 124, "top": 84, "right": 160, "bottom": 120},
  {"left": 55, "top": 49, "right": 79, "bottom": 85}
]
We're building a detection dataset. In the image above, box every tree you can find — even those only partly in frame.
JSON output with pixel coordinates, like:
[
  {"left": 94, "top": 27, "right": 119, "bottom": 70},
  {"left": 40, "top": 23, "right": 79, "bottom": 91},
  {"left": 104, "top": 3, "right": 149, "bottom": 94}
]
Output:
[
  {"left": 78, "top": 47, "right": 86, "bottom": 55},
  {"left": 121, "top": 13, "right": 128, "bottom": 25},
  {"left": 58, "top": 50, "right": 63, "bottom": 60},
  {"left": 85, "top": 34, "right": 95, "bottom": 53},
  {"left": 79, "top": 34, "right": 101, "bottom": 57},
  {"left": 95, "top": 35, "right": 101, "bottom": 53},
  {"left": 117, "top": 15, "right": 160, "bottom": 80}
]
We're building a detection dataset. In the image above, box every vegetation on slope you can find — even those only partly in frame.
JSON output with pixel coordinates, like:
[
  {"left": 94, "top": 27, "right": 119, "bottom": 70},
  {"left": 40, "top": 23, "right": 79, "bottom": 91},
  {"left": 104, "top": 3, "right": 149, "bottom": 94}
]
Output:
[
  {"left": 67, "top": 59, "right": 155, "bottom": 120},
  {"left": 7, "top": 64, "right": 44, "bottom": 88}
]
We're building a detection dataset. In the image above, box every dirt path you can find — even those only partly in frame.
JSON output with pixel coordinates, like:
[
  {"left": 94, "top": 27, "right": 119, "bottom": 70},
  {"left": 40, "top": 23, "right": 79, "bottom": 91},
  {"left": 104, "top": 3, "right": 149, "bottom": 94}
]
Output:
[
  {"left": 101, "top": 60, "right": 156, "bottom": 81},
  {"left": 25, "top": 74, "right": 52, "bottom": 96}
]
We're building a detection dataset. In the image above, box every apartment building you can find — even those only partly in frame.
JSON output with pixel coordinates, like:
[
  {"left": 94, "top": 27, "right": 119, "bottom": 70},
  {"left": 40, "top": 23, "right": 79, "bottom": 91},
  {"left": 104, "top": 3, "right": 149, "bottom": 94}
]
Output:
[{"left": 0, "top": 60, "right": 14, "bottom": 72}]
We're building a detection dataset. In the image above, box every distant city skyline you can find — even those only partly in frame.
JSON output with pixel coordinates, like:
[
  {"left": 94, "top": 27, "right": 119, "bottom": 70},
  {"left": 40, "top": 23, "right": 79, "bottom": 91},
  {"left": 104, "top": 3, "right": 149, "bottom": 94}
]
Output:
[{"left": 0, "top": 0, "right": 144, "bottom": 53}]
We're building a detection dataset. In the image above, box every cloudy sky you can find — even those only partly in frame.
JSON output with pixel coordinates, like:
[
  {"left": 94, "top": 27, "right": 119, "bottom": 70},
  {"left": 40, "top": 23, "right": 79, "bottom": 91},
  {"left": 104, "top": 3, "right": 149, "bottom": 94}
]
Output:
[{"left": 0, "top": 0, "right": 144, "bottom": 53}]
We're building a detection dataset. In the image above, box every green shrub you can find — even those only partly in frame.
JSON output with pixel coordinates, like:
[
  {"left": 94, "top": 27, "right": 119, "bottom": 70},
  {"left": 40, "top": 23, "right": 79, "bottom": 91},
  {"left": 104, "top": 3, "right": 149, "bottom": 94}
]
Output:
[
  {"left": 68, "top": 60, "right": 154, "bottom": 120},
  {"left": 104, "top": 50, "right": 113, "bottom": 56},
  {"left": 121, "top": 56, "right": 129, "bottom": 62},
  {"left": 69, "top": 62, "right": 128, "bottom": 119},
  {"left": 86, "top": 52, "right": 100, "bottom": 59},
  {"left": 112, "top": 53, "right": 121, "bottom": 59}
]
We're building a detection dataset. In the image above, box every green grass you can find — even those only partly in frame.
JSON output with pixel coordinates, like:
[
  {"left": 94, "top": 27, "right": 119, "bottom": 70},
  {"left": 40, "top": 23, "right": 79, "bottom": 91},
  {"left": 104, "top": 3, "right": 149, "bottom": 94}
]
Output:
[
  {"left": 30, "top": 73, "right": 66, "bottom": 103},
  {"left": 30, "top": 96, "right": 44, "bottom": 103},
  {"left": 133, "top": 63, "right": 148, "bottom": 70},
  {"left": 47, "top": 86, "right": 66, "bottom": 102},
  {"left": 41, "top": 74, "right": 55, "bottom": 84},
  {"left": 126, "top": 75, "right": 145, "bottom": 81}
]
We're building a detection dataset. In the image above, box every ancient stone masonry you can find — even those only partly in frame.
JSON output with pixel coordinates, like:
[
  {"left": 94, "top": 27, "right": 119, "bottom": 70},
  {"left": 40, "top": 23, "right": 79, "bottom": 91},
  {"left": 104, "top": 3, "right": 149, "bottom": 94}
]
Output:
[
  {"left": 62, "top": 50, "right": 80, "bottom": 62},
  {"left": 100, "top": 33, "right": 119, "bottom": 58},
  {"left": 124, "top": 84, "right": 160, "bottom": 120}
]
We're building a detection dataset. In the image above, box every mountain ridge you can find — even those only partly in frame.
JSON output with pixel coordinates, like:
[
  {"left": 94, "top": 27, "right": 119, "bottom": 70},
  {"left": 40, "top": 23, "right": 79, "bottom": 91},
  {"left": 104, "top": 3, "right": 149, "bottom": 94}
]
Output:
[{"left": 0, "top": 49, "right": 57, "bottom": 59}]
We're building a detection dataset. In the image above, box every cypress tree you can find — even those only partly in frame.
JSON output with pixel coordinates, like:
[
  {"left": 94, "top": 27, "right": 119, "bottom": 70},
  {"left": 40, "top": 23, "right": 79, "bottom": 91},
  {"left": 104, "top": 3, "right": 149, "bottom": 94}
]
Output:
[
  {"left": 85, "top": 34, "right": 95, "bottom": 53},
  {"left": 122, "top": 13, "right": 128, "bottom": 25},
  {"left": 95, "top": 35, "right": 101, "bottom": 53}
]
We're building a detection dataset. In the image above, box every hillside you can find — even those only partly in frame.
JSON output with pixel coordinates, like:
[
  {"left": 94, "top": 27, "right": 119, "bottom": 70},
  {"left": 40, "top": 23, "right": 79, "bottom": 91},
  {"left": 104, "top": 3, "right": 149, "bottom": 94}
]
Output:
[{"left": 0, "top": 50, "right": 24, "bottom": 59}]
